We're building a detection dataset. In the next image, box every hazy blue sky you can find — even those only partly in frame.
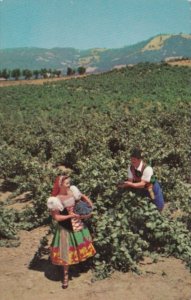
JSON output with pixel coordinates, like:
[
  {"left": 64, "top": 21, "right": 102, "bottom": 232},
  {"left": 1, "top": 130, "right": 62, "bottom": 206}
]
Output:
[{"left": 0, "top": 0, "right": 190, "bottom": 49}]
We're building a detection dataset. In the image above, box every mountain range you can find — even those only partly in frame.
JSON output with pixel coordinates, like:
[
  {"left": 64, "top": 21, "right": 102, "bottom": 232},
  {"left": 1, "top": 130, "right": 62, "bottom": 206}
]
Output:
[{"left": 0, "top": 34, "right": 191, "bottom": 73}]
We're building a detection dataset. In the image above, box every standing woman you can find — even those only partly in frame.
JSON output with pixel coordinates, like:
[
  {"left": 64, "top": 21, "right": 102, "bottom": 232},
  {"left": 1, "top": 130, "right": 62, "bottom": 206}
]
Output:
[{"left": 48, "top": 175, "right": 96, "bottom": 289}]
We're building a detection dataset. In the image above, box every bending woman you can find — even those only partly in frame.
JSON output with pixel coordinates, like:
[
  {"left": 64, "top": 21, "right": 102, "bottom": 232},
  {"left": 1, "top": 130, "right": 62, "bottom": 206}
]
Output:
[
  {"left": 118, "top": 148, "right": 164, "bottom": 211},
  {"left": 48, "top": 175, "right": 96, "bottom": 289}
]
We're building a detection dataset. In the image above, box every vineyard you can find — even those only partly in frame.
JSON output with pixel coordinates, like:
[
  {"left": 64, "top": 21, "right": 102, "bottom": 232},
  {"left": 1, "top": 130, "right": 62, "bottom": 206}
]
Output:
[{"left": 0, "top": 62, "right": 191, "bottom": 279}]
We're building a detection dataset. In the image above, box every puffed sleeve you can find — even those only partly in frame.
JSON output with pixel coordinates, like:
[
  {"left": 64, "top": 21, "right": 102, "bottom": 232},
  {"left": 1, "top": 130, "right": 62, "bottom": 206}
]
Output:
[{"left": 70, "top": 185, "right": 82, "bottom": 200}]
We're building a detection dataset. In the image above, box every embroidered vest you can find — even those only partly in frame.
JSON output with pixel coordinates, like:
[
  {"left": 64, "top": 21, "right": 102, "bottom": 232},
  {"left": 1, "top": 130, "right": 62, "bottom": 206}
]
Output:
[
  {"left": 58, "top": 207, "right": 84, "bottom": 232},
  {"left": 59, "top": 208, "right": 73, "bottom": 231}
]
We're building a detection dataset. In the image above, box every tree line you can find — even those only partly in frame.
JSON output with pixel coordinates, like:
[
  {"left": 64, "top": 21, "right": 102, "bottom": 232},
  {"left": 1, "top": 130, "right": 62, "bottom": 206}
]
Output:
[{"left": 0, "top": 66, "right": 86, "bottom": 81}]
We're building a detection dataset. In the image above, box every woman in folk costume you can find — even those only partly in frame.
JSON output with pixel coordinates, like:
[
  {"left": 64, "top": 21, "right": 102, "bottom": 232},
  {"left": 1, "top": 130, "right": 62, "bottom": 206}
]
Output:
[
  {"left": 118, "top": 148, "right": 164, "bottom": 211},
  {"left": 47, "top": 175, "right": 96, "bottom": 289}
]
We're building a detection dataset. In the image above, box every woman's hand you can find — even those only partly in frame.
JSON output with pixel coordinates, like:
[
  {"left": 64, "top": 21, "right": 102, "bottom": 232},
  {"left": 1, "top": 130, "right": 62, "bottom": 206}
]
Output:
[
  {"left": 51, "top": 210, "right": 81, "bottom": 221},
  {"left": 70, "top": 213, "right": 81, "bottom": 219},
  {"left": 118, "top": 181, "right": 133, "bottom": 188},
  {"left": 79, "top": 213, "right": 92, "bottom": 220},
  {"left": 117, "top": 181, "right": 125, "bottom": 188},
  {"left": 118, "top": 181, "right": 127, "bottom": 188}
]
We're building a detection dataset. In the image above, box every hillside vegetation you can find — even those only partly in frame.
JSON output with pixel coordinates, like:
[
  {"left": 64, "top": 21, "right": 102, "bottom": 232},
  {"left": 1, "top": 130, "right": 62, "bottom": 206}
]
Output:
[
  {"left": 0, "top": 62, "right": 191, "bottom": 279},
  {"left": 0, "top": 34, "right": 190, "bottom": 72}
]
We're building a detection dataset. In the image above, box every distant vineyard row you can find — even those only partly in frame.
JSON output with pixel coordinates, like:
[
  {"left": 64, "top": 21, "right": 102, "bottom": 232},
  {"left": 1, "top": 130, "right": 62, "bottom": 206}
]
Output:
[{"left": 0, "top": 66, "right": 86, "bottom": 81}]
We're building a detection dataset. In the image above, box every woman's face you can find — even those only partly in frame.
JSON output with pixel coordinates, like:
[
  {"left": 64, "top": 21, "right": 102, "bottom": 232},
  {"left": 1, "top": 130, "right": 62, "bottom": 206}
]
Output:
[
  {"left": 61, "top": 177, "right": 71, "bottom": 189},
  {"left": 131, "top": 157, "right": 141, "bottom": 168}
]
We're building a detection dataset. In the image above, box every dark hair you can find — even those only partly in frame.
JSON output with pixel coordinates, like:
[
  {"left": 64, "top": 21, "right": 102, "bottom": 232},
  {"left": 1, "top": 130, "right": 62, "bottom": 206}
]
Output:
[{"left": 130, "top": 148, "right": 142, "bottom": 159}]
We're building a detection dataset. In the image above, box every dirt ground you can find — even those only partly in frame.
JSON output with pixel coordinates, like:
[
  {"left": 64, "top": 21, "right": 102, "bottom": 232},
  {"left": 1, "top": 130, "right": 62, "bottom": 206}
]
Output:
[
  {"left": 0, "top": 226, "right": 190, "bottom": 300},
  {"left": 167, "top": 59, "right": 191, "bottom": 67},
  {"left": 0, "top": 74, "right": 87, "bottom": 87}
]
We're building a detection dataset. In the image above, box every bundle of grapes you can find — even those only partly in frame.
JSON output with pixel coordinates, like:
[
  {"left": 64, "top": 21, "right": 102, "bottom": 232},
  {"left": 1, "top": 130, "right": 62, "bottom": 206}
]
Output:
[
  {"left": 70, "top": 185, "right": 93, "bottom": 215},
  {"left": 74, "top": 200, "right": 93, "bottom": 215}
]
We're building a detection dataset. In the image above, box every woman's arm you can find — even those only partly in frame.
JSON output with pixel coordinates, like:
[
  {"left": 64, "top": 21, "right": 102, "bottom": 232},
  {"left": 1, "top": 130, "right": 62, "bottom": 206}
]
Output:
[
  {"left": 122, "top": 180, "right": 147, "bottom": 189},
  {"left": 81, "top": 194, "right": 93, "bottom": 208},
  {"left": 80, "top": 213, "right": 92, "bottom": 220},
  {"left": 79, "top": 194, "right": 93, "bottom": 220},
  {"left": 51, "top": 210, "right": 79, "bottom": 221}
]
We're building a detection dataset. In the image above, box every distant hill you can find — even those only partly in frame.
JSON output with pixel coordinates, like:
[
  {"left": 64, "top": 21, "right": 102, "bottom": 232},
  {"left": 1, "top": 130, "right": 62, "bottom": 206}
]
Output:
[{"left": 0, "top": 34, "right": 191, "bottom": 73}]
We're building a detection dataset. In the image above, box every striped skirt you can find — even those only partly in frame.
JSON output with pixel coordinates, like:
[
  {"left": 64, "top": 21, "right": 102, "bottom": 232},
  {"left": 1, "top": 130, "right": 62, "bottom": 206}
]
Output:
[{"left": 50, "top": 225, "right": 96, "bottom": 266}]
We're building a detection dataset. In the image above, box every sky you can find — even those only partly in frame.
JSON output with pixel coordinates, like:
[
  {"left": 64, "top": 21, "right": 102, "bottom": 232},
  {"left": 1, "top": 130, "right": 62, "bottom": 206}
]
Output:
[{"left": 0, "top": 0, "right": 191, "bottom": 50}]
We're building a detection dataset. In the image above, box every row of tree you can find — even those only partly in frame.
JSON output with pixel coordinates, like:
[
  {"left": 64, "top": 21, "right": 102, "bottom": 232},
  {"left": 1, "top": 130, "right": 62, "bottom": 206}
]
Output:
[{"left": 0, "top": 66, "right": 86, "bottom": 80}]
